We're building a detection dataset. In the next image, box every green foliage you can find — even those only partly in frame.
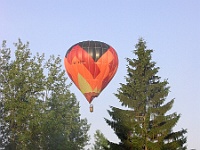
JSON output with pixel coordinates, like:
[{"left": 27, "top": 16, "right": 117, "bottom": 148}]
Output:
[
  {"left": 0, "top": 39, "right": 90, "bottom": 150},
  {"left": 105, "top": 39, "right": 187, "bottom": 150},
  {"left": 0, "top": 40, "right": 11, "bottom": 147},
  {"left": 92, "top": 130, "right": 109, "bottom": 150}
]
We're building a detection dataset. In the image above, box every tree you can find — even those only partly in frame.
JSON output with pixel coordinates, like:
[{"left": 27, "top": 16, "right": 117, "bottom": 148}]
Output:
[
  {"left": 92, "top": 130, "right": 109, "bottom": 150},
  {"left": 40, "top": 55, "right": 90, "bottom": 149},
  {"left": 0, "top": 39, "right": 90, "bottom": 149},
  {"left": 105, "top": 39, "right": 187, "bottom": 150},
  {"left": 0, "top": 40, "right": 11, "bottom": 149}
]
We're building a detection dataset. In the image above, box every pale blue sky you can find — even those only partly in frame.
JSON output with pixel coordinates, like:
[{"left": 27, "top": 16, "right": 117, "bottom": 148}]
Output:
[{"left": 1, "top": 1, "right": 200, "bottom": 149}]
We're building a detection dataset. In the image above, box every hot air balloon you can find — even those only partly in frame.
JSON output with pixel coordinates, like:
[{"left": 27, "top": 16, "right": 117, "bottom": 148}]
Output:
[{"left": 64, "top": 41, "right": 118, "bottom": 112}]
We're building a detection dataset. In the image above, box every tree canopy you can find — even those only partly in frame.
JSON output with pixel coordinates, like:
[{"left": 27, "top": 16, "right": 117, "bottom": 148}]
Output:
[
  {"left": 105, "top": 39, "right": 187, "bottom": 150},
  {"left": 0, "top": 39, "right": 90, "bottom": 150},
  {"left": 92, "top": 130, "right": 109, "bottom": 150}
]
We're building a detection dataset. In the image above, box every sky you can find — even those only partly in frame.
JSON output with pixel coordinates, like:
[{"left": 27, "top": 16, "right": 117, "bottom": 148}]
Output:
[{"left": 1, "top": 0, "right": 200, "bottom": 149}]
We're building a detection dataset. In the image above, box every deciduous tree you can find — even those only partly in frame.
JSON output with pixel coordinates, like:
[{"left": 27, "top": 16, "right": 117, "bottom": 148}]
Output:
[
  {"left": 92, "top": 130, "right": 109, "bottom": 150},
  {"left": 0, "top": 40, "right": 90, "bottom": 150}
]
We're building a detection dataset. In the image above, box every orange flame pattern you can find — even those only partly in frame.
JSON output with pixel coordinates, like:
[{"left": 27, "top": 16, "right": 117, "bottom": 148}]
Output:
[{"left": 64, "top": 41, "right": 118, "bottom": 103}]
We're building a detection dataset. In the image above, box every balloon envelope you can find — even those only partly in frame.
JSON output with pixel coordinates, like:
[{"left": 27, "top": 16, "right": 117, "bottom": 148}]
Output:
[{"left": 64, "top": 41, "right": 118, "bottom": 103}]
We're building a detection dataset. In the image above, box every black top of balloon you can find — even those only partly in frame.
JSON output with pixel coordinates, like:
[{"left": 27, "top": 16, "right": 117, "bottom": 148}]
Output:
[{"left": 66, "top": 41, "right": 111, "bottom": 62}]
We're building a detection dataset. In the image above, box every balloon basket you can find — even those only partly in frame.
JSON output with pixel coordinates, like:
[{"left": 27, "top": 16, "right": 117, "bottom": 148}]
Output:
[{"left": 90, "top": 104, "right": 93, "bottom": 112}]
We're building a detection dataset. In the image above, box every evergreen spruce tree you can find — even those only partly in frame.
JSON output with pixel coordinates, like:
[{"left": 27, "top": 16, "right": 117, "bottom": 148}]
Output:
[{"left": 105, "top": 39, "right": 187, "bottom": 150}]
